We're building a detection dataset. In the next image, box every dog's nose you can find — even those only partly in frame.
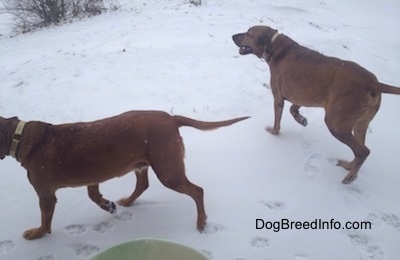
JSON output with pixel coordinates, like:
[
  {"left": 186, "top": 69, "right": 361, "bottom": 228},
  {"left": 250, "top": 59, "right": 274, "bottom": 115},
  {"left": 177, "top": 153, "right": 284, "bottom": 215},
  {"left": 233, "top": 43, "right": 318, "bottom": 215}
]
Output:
[{"left": 232, "top": 34, "right": 241, "bottom": 44}]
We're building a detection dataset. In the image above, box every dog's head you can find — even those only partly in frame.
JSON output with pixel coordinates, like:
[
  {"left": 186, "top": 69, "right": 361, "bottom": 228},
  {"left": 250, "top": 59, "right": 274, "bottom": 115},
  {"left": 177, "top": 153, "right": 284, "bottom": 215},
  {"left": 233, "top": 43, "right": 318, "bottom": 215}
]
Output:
[
  {"left": 232, "top": 26, "right": 278, "bottom": 59},
  {"left": 0, "top": 117, "right": 18, "bottom": 159}
]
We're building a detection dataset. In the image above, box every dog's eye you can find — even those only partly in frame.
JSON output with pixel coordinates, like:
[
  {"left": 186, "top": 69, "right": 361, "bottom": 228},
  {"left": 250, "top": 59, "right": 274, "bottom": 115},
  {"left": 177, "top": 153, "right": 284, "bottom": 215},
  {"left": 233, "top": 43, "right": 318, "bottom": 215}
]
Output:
[{"left": 246, "top": 32, "right": 253, "bottom": 38}]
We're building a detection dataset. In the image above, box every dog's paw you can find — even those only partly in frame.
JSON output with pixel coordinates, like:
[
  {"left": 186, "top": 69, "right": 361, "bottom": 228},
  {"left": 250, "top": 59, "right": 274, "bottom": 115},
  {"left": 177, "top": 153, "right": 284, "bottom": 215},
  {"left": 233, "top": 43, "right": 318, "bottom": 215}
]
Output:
[
  {"left": 108, "top": 201, "right": 117, "bottom": 214},
  {"left": 117, "top": 198, "right": 133, "bottom": 207},
  {"left": 200, "top": 222, "right": 225, "bottom": 234},
  {"left": 300, "top": 117, "right": 308, "bottom": 126},
  {"left": 266, "top": 126, "right": 280, "bottom": 135},
  {"left": 342, "top": 173, "right": 358, "bottom": 184},
  {"left": 102, "top": 201, "right": 117, "bottom": 214},
  {"left": 294, "top": 115, "right": 308, "bottom": 126},
  {"left": 23, "top": 227, "right": 49, "bottom": 240},
  {"left": 337, "top": 159, "right": 353, "bottom": 170}
]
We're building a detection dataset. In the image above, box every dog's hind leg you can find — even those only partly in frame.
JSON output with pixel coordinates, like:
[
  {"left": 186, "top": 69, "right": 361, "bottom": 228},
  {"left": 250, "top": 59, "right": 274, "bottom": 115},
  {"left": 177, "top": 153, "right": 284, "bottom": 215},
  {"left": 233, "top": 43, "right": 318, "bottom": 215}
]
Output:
[
  {"left": 87, "top": 184, "right": 116, "bottom": 213},
  {"left": 353, "top": 121, "right": 369, "bottom": 145},
  {"left": 290, "top": 104, "right": 308, "bottom": 126},
  {"left": 353, "top": 104, "right": 378, "bottom": 145},
  {"left": 118, "top": 168, "right": 149, "bottom": 207},
  {"left": 150, "top": 143, "right": 207, "bottom": 231},
  {"left": 333, "top": 132, "right": 369, "bottom": 184},
  {"left": 157, "top": 173, "right": 207, "bottom": 231},
  {"left": 326, "top": 119, "right": 370, "bottom": 184}
]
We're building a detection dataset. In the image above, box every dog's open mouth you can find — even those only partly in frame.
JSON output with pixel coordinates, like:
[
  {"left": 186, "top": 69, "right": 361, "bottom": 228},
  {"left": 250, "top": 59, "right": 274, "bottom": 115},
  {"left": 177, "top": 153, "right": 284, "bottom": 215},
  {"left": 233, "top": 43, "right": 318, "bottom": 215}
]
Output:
[{"left": 238, "top": 46, "right": 253, "bottom": 55}]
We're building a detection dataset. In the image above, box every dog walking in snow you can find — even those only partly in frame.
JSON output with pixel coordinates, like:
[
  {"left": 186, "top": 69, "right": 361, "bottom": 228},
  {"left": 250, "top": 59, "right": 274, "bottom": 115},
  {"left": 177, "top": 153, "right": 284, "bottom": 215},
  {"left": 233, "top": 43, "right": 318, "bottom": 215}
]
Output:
[
  {"left": 233, "top": 25, "right": 400, "bottom": 184},
  {"left": 0, "top": 110, "right": 248, "bottom": 239}
]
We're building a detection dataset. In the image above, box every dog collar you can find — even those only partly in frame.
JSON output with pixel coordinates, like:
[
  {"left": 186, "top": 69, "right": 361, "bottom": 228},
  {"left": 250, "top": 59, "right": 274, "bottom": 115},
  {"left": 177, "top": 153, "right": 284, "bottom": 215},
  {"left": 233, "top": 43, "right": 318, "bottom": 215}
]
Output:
[
  {"left": 10, "top": 120, "right": 26, "bottom": 158},
  {"left": 262, "top": 32, "right": 280, "bottom": 62},
  {"left": 271, "top": 32, "right": 280, "bottom": 43}
]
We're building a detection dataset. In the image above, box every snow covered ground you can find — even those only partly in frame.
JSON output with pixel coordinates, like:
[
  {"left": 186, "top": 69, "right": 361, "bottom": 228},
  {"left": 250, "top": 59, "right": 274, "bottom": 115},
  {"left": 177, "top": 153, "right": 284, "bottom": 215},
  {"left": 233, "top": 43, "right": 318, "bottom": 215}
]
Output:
[{"left": 1, "top": 0, "right": 399, "bottom": 259}]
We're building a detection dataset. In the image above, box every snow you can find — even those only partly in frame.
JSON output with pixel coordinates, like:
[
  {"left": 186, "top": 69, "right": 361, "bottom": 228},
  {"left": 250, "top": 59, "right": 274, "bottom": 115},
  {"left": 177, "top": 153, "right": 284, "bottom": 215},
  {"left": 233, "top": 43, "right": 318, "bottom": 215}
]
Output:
[{"left": 1, "top": 0, "right": 399, "bottom": 259}]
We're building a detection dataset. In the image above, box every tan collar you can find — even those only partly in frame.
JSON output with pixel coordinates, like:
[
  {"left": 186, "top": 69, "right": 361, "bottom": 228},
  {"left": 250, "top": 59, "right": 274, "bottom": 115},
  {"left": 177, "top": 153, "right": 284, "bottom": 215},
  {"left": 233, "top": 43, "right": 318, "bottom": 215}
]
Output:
[
  {"left": 10, "top": 120, "right": 26, "bottom": 158},
  {"left": 271, "top": 32, "right": 280, "bottom": 43}
]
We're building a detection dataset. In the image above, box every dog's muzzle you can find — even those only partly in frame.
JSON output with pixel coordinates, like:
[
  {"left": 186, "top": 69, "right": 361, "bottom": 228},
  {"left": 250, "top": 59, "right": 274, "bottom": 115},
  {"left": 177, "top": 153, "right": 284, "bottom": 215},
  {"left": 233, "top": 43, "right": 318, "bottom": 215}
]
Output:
[
  {"left": 238, "top": 46, "right": 253, "bottom": 55},
  {"left": 232, "top": 34, "right": 253, "bottom": 55}
]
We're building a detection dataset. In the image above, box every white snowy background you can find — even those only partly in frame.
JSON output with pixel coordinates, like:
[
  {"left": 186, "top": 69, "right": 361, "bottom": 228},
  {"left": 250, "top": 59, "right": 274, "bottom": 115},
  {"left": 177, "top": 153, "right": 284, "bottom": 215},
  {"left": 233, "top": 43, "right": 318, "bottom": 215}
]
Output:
[{"left": 0, "top": 0, "right": 399, "bottom": 259}]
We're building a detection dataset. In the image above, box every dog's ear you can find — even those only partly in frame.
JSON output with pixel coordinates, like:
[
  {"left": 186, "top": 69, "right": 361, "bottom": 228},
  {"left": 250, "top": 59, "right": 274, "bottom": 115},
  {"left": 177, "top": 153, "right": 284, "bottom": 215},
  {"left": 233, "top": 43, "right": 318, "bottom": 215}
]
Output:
[
  {"left": 256, "top": 32, "right": 269, "bottom": 46},
  {"left": 257, "top": 28, "right": 278, "bottom": 55},
  {"left": 0, "top": 117, "right": 16, "bottom": 158}
]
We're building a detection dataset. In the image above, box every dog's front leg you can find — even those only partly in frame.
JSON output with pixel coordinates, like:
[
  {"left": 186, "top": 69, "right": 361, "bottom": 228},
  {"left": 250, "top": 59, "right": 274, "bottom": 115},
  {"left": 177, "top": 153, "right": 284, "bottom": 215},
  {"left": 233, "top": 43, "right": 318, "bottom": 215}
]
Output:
[
  {"left": 267, "top": 97, "right": 284, "bottom": 135},
  {"left": 87, "top": 184, "right": 116, "bottom": 214},
  {"left": 23, "top": 194, "right": 56, "bottom": 240}
]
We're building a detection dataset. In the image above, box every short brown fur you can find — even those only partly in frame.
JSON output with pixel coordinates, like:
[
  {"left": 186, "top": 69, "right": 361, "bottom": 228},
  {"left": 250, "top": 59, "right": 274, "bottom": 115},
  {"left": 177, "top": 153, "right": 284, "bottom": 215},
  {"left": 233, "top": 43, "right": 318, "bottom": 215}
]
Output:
[
  {"left": 233, "top": 25, "right": 400, "bottom": 184},
  {"left": 0, "top": 110, "right": 248, "bottom": 239}
]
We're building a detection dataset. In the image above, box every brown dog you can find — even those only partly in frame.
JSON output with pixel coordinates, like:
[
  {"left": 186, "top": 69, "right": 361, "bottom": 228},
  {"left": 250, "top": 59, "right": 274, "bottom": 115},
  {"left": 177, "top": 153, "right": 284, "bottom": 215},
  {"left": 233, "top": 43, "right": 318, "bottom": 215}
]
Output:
[
  {"left": 0, "top": 110, "right": 248, "bottom": 239},
  {"left": 232, "top": 25, "right": 400, "bottom": 184}
]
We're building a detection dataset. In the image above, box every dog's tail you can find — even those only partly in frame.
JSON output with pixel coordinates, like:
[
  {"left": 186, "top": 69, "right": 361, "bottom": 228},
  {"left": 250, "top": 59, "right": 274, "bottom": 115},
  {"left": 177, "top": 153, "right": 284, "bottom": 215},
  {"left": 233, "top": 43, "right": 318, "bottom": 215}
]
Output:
[
  {"left": 173, "top": 115, "right": 250, "bottom": 131},
  {"left": 370, "top": 82, "right": 400, "bottom": 95}
]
